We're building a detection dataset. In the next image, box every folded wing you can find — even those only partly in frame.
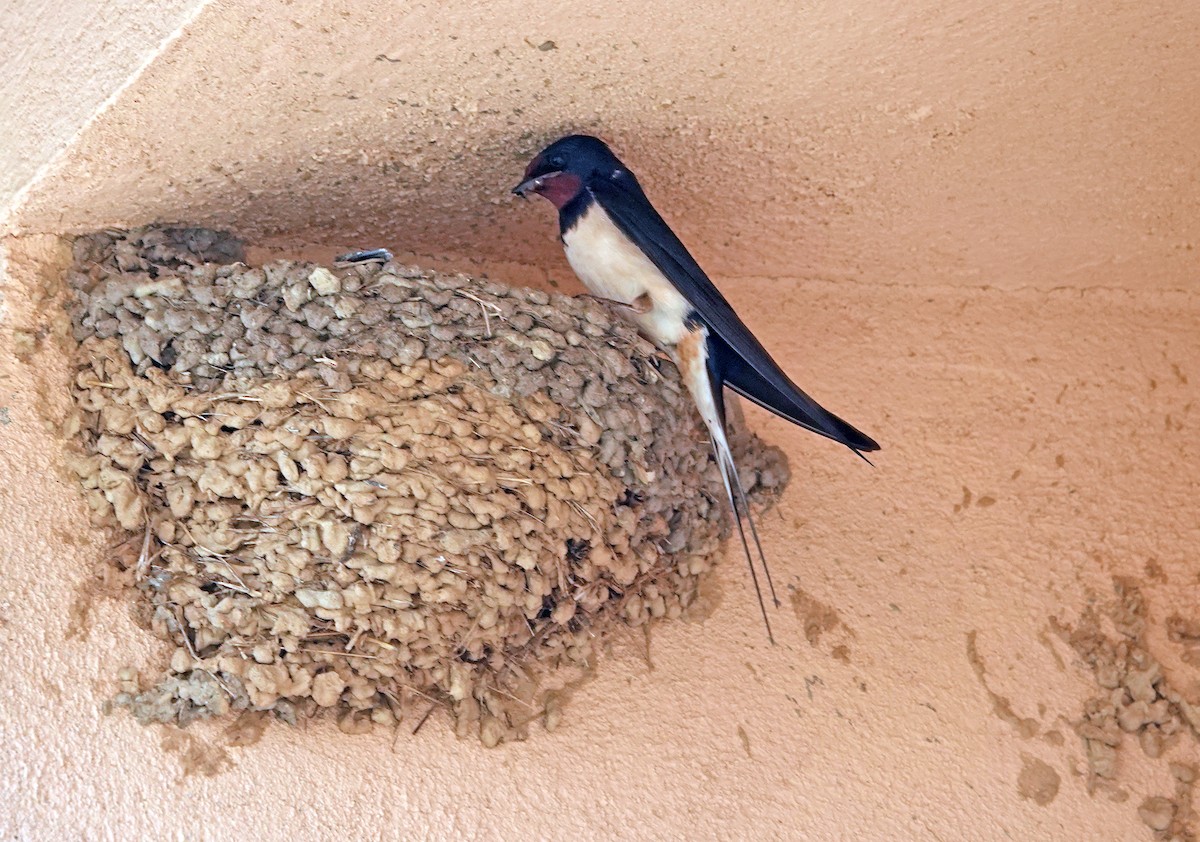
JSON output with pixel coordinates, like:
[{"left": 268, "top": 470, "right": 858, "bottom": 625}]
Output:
[{"left": 591, "top": 171, "right": 880, "bottom": 455}]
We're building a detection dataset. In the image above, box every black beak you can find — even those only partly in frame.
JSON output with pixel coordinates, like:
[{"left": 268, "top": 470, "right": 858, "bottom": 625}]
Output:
[{"left": 511, "top": 171, "right": 562, "bottom": 198}]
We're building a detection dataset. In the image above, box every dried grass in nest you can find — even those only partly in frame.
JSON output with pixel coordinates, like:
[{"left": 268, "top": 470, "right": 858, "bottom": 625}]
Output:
[{"left": 64, "top": 225, "right": 789, "bottom": 745}]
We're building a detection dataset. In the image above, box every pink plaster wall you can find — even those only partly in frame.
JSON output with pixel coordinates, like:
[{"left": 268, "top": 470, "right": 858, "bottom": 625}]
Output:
[{"left": 2, "top": 0, "right": 1198, "bottom": 839}]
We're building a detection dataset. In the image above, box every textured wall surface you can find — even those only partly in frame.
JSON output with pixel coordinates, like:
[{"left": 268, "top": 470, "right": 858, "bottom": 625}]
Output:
[
  {"left": 9, "top": 0, "right": 1200, "bottom": 293},
  {"left": 0, "top": 0, "right": 208, "bottom": 218},
  {"left": 2, "top": 0, "right": 1199, "bottom": 839}
]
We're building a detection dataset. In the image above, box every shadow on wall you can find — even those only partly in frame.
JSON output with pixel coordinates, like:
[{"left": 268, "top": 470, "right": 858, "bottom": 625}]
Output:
[{"left": 19, "top": 116, "right": 846, "bottom": 281}]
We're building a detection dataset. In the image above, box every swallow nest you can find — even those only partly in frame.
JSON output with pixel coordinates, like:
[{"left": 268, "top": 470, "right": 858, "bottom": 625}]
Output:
[{"left": 64, "top": 226, "right": 788, "bottom": 745}]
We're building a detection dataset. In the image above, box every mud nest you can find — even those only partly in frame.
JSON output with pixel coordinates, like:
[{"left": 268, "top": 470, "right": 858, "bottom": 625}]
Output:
[{"left": 64, "top": 226, "right": 788, "bottom": 745}]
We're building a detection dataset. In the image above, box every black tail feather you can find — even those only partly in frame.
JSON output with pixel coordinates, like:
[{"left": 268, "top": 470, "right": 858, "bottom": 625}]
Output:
[
  {"left": 707, "top": 345, "right": 779, "bottom": 643},
  {"left": 714, "top": 335, "right": 880, "bottom": 455}
]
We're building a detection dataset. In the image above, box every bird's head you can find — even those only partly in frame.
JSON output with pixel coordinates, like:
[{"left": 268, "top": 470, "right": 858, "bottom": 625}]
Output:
[{"left": 512, "top": 134, "right": 622, "bottom": 208}]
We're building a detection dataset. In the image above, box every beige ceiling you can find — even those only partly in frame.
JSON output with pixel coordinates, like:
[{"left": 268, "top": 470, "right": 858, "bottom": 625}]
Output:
[
  {"left": 9, "top": 0, "right": 1199, "bottom": 291},
  {"left": 0, "top": 0, "right": 202, "bottom": 210}
]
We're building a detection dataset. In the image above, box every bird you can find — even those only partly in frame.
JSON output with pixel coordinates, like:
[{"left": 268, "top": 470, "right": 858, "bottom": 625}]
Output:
[{"left": 513, "top": 134, "right": 878, "bottom": 643}]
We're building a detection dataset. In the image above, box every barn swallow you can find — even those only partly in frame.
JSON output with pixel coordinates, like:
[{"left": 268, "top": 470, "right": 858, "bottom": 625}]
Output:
[{"left": 514, "top": 134, "right": 879, "bottom": 643}]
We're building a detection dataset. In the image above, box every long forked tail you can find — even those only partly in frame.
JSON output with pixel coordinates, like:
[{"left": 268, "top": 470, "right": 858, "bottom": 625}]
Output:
[
  {"left": 708, "top": 423, "right": 780, "bottom": 644},
  {"left": 677, "top": 326, "right": 780, "bottom": 644}
]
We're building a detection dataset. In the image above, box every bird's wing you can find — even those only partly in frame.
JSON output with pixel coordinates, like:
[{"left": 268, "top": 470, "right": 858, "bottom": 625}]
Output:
[{"left": 590, "top": 170, "right": 880, "bottom": 454}]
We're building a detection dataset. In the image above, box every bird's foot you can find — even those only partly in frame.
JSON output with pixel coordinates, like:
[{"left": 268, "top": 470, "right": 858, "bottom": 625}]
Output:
[{"left": 578, "top": 292, "right": 652, "bottom": 316}]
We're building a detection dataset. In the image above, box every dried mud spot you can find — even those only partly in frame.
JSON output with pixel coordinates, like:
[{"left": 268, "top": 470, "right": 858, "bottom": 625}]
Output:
[
  {"left": 64, "top": 535, "right": 144, "bottom": 640},
  {"left": 224, "top": 710, "right": 271, "bottom": 747},
  {"left": 1168, "top": 614, "right": 1200, "bottom": 670},
  {"left": 790, "top": 586, "right": 855, "bottom": 661},
  {"left": 965, "top": 630, "right": 1040, "bottom": 739},
  {"left": 1139, "top": 764, "right": 1197, "bottom": 840},
  {"left": 1168, "top": 615, "right": 1200, "bottom": 646},
  {"left": 1017, "top": 752, "right": 1061, "bottom": 806},
  {"left": 159, "top": 729, "right": 233, "bottom": 778},
  {"left": 1055, "top": 577, "right": 1200, "bottom": 839},
  {"left": 63, "top": 226, "right": 789, "bottom": 746},
  {"left": 737, "top": 724, "right": 753, "bottom": 759}
]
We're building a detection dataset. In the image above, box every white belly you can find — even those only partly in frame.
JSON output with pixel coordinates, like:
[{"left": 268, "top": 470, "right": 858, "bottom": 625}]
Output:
[{"left": 562, "top": 202, "right": 692, "bottom": 346}]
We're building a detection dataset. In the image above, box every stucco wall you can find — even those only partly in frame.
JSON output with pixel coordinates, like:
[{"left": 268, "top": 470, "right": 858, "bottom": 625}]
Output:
[
  {"left": 2, "top": 1, "right": 1198, "bottom": 839},
  {"left": 0, "top": 0, "right": 207, "bottom": 221}
]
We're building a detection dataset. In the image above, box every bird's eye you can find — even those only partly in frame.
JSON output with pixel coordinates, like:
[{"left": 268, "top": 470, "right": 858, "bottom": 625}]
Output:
[{"left": 548, "top": 155, "right": 565, "bottom": 169}]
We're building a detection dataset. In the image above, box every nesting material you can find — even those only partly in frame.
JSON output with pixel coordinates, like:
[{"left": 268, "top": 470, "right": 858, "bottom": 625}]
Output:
[
  {"left": 64, "top": 226, "right": 788, "bottom": 744},
  {"left": 1060, "top": 577, "right": 1200, "bottom": 838}
]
